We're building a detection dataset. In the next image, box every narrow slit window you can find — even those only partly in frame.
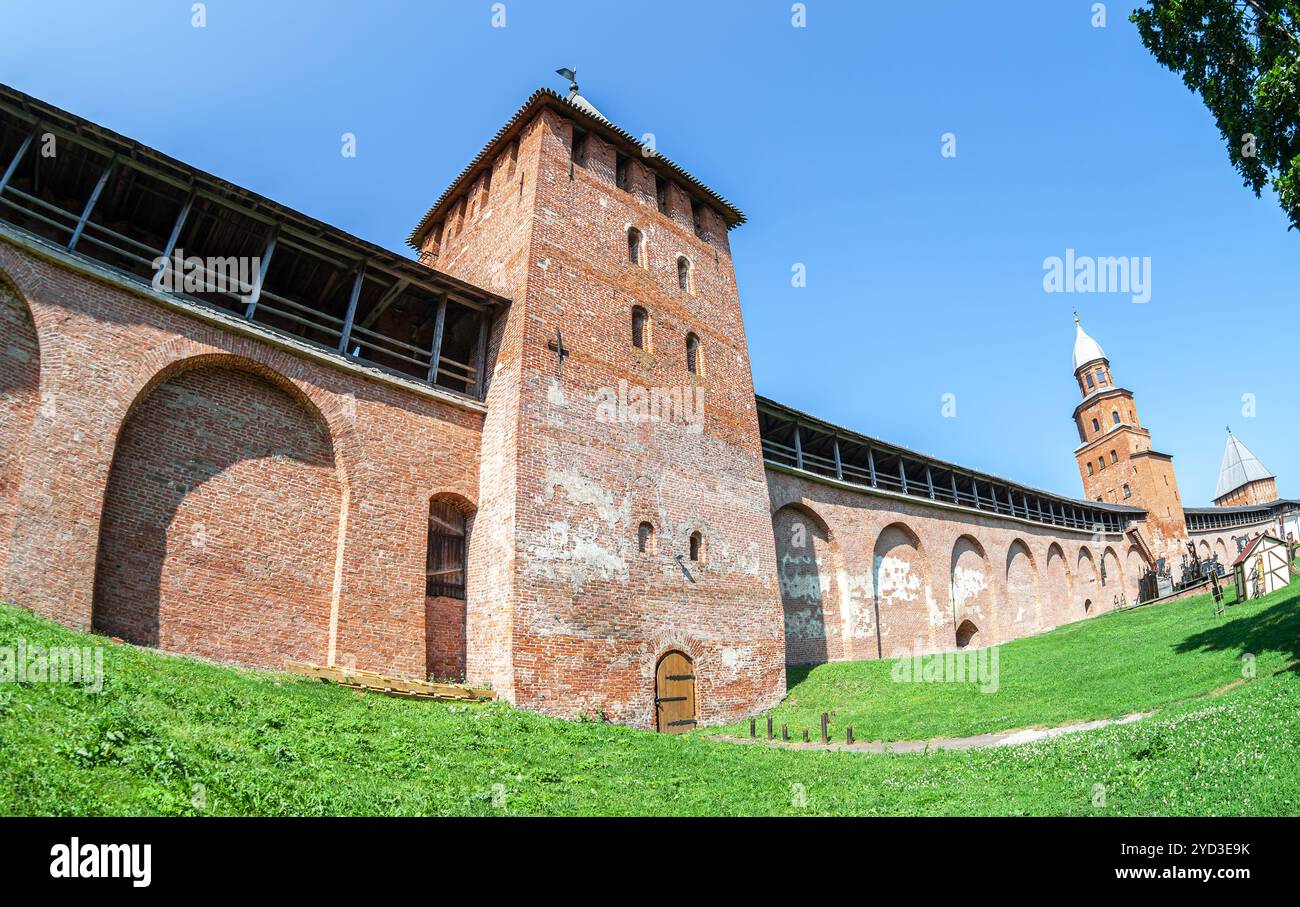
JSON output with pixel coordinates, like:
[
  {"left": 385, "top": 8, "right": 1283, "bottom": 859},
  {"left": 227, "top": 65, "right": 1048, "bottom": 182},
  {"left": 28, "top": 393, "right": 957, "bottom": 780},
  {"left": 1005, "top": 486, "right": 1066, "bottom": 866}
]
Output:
[
  {"left": 638, "top": 522, "right": 655, "bottom": 554},
  {"left": 688, "top": 531, "right": 702, "bottom": 562},
  {"left": 627, "top": 227, "right": 643, "bottom": 266},
  {"left": 685, "top": 332, "right": 701, "bottom": 374},
  {"left": 655, "top": 175, "right": 669, "bottom": 214},
  {"left": 631, "top": 306, "right": 647, "bottom": 349},
  {"left": 616, "top": 153, "right": 630, "bottom": 191},
  {"left": 571, "top": 128, "right": 588, "bottom": 170},
  {"left": 677, "top": 256, "right": 691, "bottom": 293}
]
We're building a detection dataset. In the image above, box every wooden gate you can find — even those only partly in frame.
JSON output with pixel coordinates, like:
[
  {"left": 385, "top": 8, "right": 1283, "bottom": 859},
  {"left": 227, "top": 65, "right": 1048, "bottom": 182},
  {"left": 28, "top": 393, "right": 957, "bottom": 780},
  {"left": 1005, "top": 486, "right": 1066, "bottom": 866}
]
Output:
[{"left": 655, "top": 651, "right": 697, "bottom": 733}]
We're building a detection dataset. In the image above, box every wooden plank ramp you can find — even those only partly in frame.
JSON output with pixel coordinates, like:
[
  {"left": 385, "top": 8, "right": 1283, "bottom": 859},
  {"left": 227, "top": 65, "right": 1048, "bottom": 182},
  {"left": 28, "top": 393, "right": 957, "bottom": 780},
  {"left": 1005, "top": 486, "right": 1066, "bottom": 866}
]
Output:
[{"left": 283, "top": 661, "right": 494, "bottom": 702}]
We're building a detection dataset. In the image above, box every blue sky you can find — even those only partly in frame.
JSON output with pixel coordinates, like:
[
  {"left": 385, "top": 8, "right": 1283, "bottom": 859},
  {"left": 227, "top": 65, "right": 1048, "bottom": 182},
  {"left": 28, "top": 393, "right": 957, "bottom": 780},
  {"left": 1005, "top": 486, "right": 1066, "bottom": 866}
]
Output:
[{"left": 2, "top": 0, "right": 1295, "bottom": 503}]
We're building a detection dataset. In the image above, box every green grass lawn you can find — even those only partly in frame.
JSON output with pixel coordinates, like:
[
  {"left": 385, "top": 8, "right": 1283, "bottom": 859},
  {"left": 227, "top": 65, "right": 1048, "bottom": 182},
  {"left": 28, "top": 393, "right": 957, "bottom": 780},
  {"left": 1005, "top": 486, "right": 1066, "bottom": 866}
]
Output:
[
  {"left": 0, "top": 588, "right": 1298, "bottom": 816},
  {"left": 720, "top": 583, "right": 1300, "bottom": 743}
]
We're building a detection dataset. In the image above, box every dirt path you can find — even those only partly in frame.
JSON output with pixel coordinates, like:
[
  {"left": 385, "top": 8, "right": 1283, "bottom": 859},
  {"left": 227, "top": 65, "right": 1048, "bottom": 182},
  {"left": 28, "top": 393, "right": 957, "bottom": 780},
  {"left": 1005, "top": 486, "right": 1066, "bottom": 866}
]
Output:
[{"left": 716, "top": 711, "right": 1153, "bottom": 754}]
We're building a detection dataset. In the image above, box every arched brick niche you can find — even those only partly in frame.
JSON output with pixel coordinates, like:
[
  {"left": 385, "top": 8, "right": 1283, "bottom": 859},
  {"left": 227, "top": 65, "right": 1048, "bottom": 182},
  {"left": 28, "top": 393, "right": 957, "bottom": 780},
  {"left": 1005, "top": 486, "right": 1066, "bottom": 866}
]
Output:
[
  {"left": 92, "top": 359, "right": 342, "bottom": 668},
  {"left": 0, "top": 274, "right": 40, "bottom": 591}
]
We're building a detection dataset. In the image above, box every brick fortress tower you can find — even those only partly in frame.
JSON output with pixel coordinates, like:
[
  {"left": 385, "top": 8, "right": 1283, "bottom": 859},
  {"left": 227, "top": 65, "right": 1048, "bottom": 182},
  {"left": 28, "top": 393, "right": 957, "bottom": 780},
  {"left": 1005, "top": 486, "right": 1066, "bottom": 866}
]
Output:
[
  {"left": 1070, "top": 314, "right": 1188, "bottom": 564},
  {"left": 407, "top": 74, "right": 786, "bottom": 728}
]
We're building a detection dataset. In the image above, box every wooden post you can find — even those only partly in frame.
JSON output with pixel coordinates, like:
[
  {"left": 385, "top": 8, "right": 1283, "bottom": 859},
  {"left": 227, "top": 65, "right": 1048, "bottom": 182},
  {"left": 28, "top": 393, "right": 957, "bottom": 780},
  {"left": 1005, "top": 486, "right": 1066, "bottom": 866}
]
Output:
[
  {"left": 802, "top": 729, "right": 809, "bottom": 743},
  {"left": 781, "top": 723, "right": 788, "bottom": 742},
  {"left": 749, "top": 717, "right": 756, "bottom": 738},
  {"left": 68, "top": 156, "right": 116, "bottom": 252},
  {"left": 820, "top": 712, "right": 829, "bottom": 745},
  {"left": 336, "top": 263, "right": 367, "bottom": 354},
  {"left": 426, "top": 294, "right": 448, "bottom": 383},
  {"left": 766, "top": 716, "right": 773, "bottom": 740},
  {"left": 0, "top": 128, "right": 35, "bottom": 197},
  {"left": 846, "top": 725, "right": 854, "bottom": 745}
]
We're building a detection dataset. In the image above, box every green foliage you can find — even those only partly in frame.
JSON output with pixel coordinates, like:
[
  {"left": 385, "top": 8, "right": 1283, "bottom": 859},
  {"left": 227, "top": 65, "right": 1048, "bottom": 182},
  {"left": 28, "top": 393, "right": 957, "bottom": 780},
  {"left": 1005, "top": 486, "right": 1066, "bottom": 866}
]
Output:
[
  {"left": 725, "top": 582, "right": 1300, "bottom": 741},
  {"left": 1131, "top": 0, "right": 1300, "bottom": 228},
  {"left": 0, "top": 591, "right": 1297, "bottom": 816}
]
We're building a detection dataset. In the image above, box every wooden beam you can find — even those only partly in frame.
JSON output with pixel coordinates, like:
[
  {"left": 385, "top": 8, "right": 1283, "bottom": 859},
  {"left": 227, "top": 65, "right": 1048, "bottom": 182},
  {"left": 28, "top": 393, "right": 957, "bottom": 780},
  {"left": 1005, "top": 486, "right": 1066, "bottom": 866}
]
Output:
[
  {"left": 68, "top": 155, "right": 116, "bottom": 251},
  {"left": 426, "top": 294, "right": 448, "bottom": 383},
  {"left": 160, "top": 189, "right": 194, "bottom": 260},
  {"left": 359, "top": 277, "right": 409, "bottom": 329},
  {"left": 244, "top": 224, "right": 279, "bottom": 318},
  {"left": 0, "top": 128, "right": 35, "bottom": 196},
  {"left": 472, "top": 312, "right": 490, "bottom": 399},
  {"left": 336, "top": 263, "right": 367, "bottom": 354}
]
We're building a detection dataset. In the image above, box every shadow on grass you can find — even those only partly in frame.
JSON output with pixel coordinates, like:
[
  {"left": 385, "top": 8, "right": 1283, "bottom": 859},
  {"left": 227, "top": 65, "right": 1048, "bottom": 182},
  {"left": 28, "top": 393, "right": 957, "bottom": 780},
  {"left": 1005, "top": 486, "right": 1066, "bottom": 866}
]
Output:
[{"left": 1173, "top": 585, "right": 1300, "bottom": 674}]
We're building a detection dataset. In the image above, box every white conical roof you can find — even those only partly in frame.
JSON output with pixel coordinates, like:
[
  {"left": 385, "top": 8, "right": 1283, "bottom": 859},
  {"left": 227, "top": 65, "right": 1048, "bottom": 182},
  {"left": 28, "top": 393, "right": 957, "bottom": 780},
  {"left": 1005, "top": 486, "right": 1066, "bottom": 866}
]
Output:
[
  {"left": 1215, "top": 431, "right": 1274, "bottom": 499},
  {"left": 1072, "top": 315, "right": 1106, "bottom": 370}
]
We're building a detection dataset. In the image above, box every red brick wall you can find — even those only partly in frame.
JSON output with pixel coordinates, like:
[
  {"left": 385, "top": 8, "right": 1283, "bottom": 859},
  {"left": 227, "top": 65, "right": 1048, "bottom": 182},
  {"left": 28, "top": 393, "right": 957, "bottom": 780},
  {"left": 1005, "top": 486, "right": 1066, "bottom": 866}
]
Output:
[
  {"left": 0, "top": 237, "right": 484, "bottom": 680},
  {"left": 0, "top": 277, "right": 39, "bottom": 588},
  {"left": 425, "top": 595, "right": 466, "bottom": 680},
  {"left": 93, "top": 363, "right": 340, "bottom": 667},
  {"left": 767, "top": 467, "right": 1139, "bottom": 662},
  {"left": 1214, "top": 478, "right": 1278, "bottom": 507}
]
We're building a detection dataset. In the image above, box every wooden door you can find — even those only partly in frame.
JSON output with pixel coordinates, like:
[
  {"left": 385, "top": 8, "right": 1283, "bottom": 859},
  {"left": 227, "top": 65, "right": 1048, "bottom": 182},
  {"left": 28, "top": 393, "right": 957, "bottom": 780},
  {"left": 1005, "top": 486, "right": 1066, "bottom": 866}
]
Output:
[{"left": 655, "top": 651, "right": 697, "bottom": 733}]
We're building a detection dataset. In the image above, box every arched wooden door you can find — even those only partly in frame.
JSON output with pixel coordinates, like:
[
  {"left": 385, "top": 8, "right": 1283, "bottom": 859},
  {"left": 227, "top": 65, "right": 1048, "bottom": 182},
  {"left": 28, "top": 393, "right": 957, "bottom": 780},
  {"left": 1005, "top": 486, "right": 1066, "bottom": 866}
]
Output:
[{"left": 655, "top": 651, "right": 697, "bottom": 733}]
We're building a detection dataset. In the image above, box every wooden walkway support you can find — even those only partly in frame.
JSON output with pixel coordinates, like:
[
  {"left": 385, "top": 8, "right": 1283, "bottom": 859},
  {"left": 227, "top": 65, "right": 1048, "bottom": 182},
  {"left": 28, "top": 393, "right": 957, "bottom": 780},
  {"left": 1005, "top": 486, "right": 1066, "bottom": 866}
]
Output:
[{"left": 284, "top": 661, "right": 494, "bottom": 702}]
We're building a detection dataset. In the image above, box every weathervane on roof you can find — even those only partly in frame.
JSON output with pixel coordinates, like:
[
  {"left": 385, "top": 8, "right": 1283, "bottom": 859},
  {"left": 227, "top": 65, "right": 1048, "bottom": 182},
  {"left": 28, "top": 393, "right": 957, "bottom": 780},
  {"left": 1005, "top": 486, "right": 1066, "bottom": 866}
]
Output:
[{"left": 555, "top": 67, "right": 579, "bottom": 99}]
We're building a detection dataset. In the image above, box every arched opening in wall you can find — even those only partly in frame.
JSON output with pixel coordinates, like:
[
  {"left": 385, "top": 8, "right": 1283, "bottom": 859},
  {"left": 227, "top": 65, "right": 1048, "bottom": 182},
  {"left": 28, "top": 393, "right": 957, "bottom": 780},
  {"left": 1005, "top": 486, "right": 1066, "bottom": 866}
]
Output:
[
  {"left": 1077, "top": 548, "right": 1100, "bottom": 615},
  {"left": 1102, "top": 547, "right": 1124, "bottom": 609},
  {"left": 637, "top": 521, "right": 656, "bottom": 554},
  {"left": 1214, "top": 538, "right": 1229, "bottom": 566},
  {"left": 1198, "top": 539, "right": 1212, "bottom": 563},
  {"left": 426, "top": 494, "right": 474, "bottom": 681},
  {"left": 688, "top": 530, "right": 704, "bottom": 562},
  {"left": 955, "top": 619, "right": 979, "bottom": 649},
  {"left": 627, "top": 227, "right": 644, "bottom": 267},
  {"left": 1125, "top": 547, "right": 1144, "bottom": 605},
  {"left": 654, "top": 649, "right": 697, "bottom": 733},
  {"left": 1005, "top": 539, "right": 1041, "bottom": 636},
  {"left": 874, "top": 522, "right": 930, "bottom": 659},
  {"left": 685, "top": 332, "right": 702, "bottom": 375},
  {"left": 772, "top": 504, "right": 841, "bottom": 665},
  {"left": 950, "top": 535, "right": 990, "bottom": 644},
  {"left": 92, "top": 360, "right": 341, "bottom": 668},
  {"left": 676, "top": 255, "right": 693, "bottom": 294},
  {"left": 630, "top": 306, "right": 649, "bottom": 350},
  {"left": 0, "top": 274, "right": 40, "bottom": 587},
  {"left": 1044, "top": 543, "right": 1072, "bottom": 628}
]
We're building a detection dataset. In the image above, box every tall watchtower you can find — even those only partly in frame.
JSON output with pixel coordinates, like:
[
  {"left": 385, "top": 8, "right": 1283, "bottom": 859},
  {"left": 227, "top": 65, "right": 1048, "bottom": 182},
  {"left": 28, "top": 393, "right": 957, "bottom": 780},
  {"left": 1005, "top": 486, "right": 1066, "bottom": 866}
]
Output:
[
  {"left": 1070, "top": 315, "right": 1187, "bottom": 560},
  {"left": 407, "top": 76, "right": 786, "bottom": 728}
]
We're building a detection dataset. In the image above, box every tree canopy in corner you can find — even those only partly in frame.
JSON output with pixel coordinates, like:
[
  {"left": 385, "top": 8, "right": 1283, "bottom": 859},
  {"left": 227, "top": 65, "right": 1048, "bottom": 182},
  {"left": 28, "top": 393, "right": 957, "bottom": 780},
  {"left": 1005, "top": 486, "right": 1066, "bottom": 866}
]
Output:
[{"left": 1132, "top": 1, "right": 1300, "bottom": 229}]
